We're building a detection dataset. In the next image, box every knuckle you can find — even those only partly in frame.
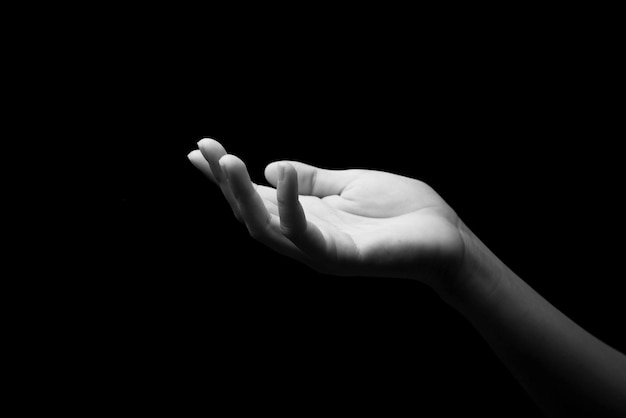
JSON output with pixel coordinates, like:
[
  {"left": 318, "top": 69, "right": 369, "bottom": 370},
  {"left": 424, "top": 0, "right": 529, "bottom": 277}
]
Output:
[
  {"left": 248, "top": 220, "right": 272, "bottom": 242},
  {"left": 280, "top": 223, "right": 296, "bottom": 238},
  {"left": 248, "top": 227, "right": 263, "bottom": 241},
  {"left": 276, "top": 194, "right": 291, "bottom": 206}
]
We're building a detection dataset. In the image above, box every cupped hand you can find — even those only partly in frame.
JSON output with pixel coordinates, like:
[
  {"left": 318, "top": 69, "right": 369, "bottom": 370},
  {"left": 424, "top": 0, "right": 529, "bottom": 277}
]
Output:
[{"left": 188, "top": 138, "right": 465, "bottom": 289}]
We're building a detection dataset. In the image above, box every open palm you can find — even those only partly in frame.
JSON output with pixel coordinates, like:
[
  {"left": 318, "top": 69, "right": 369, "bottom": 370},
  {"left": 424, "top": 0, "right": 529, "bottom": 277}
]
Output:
[{"left": 189, "top": 139, "right": 465, "bottom": 287}]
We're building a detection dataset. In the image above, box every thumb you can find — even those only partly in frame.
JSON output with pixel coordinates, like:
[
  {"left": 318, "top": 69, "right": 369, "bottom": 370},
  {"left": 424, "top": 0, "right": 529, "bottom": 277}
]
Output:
[{"left": 265, "top": 161, "right": 353, "bottom": 197}]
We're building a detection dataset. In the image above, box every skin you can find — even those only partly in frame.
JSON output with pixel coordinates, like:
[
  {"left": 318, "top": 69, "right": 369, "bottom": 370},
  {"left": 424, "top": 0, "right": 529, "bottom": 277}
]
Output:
[{"left": 188, "top": 138, "right": 626, "bottom": 417}]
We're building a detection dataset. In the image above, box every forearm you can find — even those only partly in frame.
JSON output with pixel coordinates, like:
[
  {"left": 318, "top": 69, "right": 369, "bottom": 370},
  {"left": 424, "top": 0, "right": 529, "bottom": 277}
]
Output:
[{"left": 439, "top": 222, "right": 626, "bottom": 417}]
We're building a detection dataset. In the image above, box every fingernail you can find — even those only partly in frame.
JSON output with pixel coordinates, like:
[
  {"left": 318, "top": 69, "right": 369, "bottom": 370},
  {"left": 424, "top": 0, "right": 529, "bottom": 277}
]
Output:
[{"left": 278, "top": 163, "right": 285, "bottom": 181}]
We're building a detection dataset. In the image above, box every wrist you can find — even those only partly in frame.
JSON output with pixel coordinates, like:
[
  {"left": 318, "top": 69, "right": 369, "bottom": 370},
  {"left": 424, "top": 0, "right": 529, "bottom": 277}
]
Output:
[{"left": 437, "top": 221, "right": 511, "bottom": 310}]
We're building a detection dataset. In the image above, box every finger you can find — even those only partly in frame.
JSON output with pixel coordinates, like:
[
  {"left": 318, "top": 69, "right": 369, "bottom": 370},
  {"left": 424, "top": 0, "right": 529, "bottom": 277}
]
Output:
[
  {"left": 264, "top": 215, "right": 334, "bottom": 273},
  {"left": 264, "top": 214, "right": 311, "bottom": 263},
  {"left": 220, "top": 154, "right": 272, "bottom": 238},
  {"left": 197, "top": 138, "right": 228, "bottom": 183},
  {"left": 195, "top": 138, "right": 242, "bottom": 222},
  {"left": 265, "top": 161, "right": 356, "bottom": 198},
  {"left": 187, "top": 150, "right": 217, "bottom": 183},
  {"left": 277, "top": 163, "right": 328, "bottom": 258}
]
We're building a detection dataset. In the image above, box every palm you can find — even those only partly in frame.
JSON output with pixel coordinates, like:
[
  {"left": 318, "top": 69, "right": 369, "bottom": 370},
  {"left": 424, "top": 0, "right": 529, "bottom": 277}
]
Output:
[{"left": 271, "top": 169, "right": 463, "bottom": 279}]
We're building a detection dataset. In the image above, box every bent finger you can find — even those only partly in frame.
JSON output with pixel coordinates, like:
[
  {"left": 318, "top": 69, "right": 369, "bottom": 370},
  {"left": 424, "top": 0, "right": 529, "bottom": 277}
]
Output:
[
  {"left": 277, "top": 163, "right": 327, "bottom": 259},
  {"left": 195, "top": 139, "right": 242, "bottom": 222},
  {"left": 187, "top": 150, "right": 217, "bottom": 183},
  {"left": 220, "top": 154, "right": 272, "bottom": 238}
]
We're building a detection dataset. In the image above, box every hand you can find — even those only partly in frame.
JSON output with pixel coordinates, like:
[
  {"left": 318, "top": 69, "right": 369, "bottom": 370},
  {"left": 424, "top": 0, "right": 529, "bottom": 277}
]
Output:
[{"left": 188, "top": 139, "right": 465, "bottom": 290}]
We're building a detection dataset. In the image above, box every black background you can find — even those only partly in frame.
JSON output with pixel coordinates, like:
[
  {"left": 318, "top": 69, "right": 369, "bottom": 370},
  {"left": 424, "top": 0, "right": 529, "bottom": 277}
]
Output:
[{"left": 41, "top": 8, "right": 624, "bottom": 416}]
